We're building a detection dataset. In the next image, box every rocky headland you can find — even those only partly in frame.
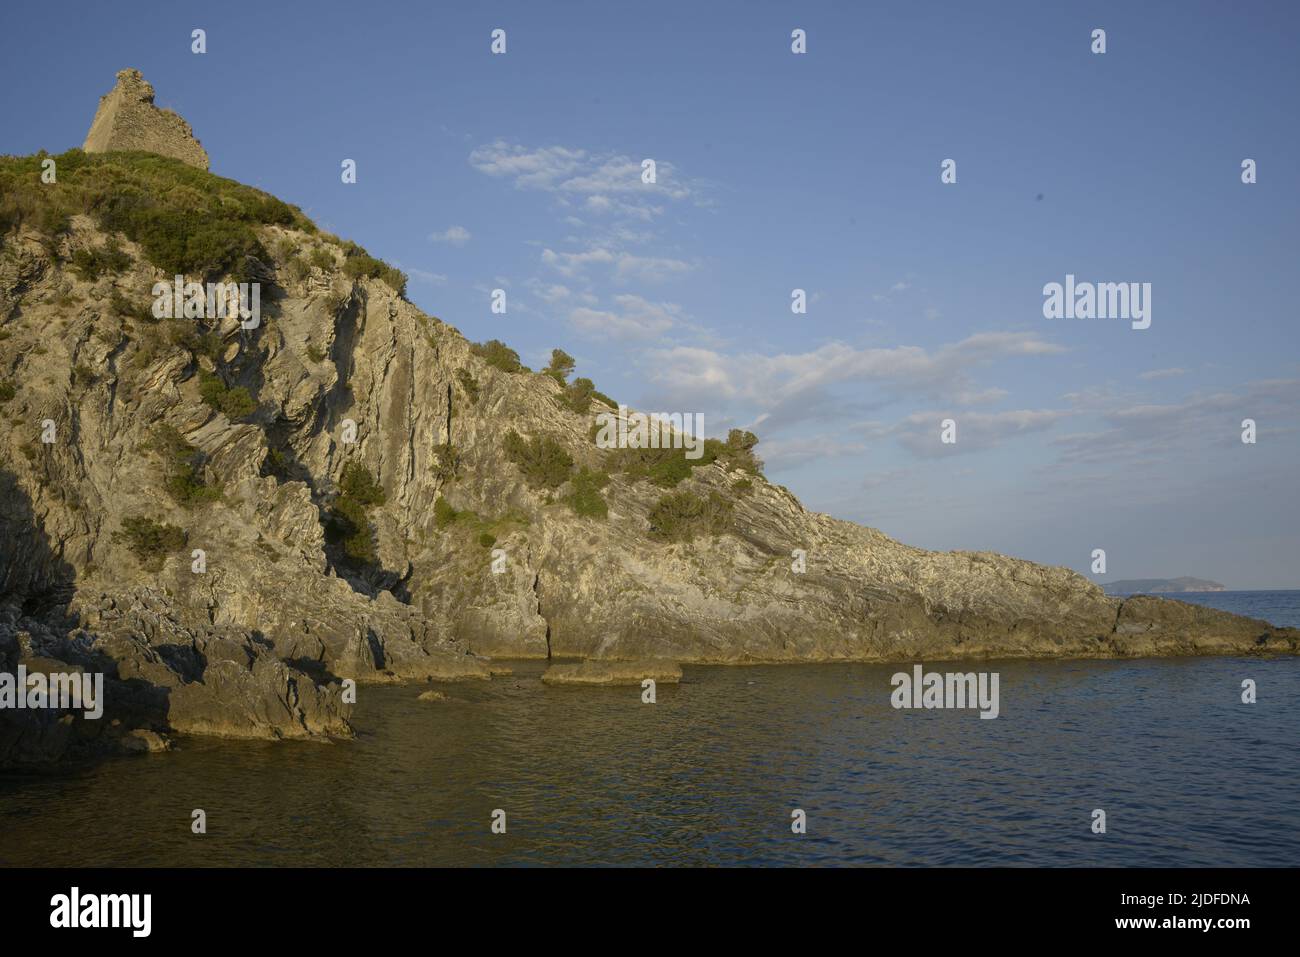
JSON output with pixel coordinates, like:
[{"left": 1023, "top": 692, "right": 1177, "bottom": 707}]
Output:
[{"left": 1, "top": 70, "right": 1296, "bottom": 767}]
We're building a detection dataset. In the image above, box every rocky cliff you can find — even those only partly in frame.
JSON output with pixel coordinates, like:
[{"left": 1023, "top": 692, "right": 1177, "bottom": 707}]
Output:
[{"left": 1, "top": 79, "right": 1295, "bottom": 767}]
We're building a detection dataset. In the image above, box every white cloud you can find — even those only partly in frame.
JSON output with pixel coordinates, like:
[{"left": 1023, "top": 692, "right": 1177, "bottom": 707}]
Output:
[
  {"left": 569, "top": 295, "right": 682, "bottom": 340},
  {"left": 429, "top": 225, "right": 471, "bottom": 246},
  {"left": 468, "top": 142, "right": 587, "bottom": 189},
  {"left": 541, "top": 246, "right": 693, "bottom": 283},
  {"left": 647, "top": 331, "right": 1066, "bottom": 409},
  {"left": 393, "top": 263, "right": 447, "bottom": 286},
  {"left": 896, "top": 409, "right": 1071, "bottom": 457},
  {"left": 468, "top": 140, "right": 699, "bottom": 220}
]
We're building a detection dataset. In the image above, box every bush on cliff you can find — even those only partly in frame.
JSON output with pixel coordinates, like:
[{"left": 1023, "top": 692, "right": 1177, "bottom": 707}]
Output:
[
  {"left": 113, "top": 516, "right": 187, "bottom": 571},
  {"left": 563, "top": 467, "right": 610, "bottom": 519},
  {"left": 543, "top": 348, "right": 576, "bottom": 385},
  {"left": 70, "top": 239, "right": 131, "bottom": 281},
  {"left": 340, "top": 241, "right": 407, "bottom": 297},
  {"left": 471, "top": 339, "right": 523, "bottom": 374},
  {"left": 647, "top": 490, "right": 733, "bottom": 543},
  {"left": 327, "top": 462, "right": 387, "bottom": 565},
  {"left": 0, "top": 150, "right": 408, "bottom": 293},
  {"left": 198, "top": 371, "right": 257, "bottom": 421},
  {"left": 150, "top": 425, "right": 221, "bottom": 507},
  {"left": 502, "top": 429, "right": 573, "bottom": 489}
]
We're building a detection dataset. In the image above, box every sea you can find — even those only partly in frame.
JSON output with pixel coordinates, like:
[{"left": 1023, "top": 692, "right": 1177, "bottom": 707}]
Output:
[{"left": 1, "top": 590, "right": 1297, "bottom": 867}]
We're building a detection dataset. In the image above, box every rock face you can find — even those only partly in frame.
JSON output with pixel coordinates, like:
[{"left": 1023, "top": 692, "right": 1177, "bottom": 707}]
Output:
[
  {"left": 1, "top": 82, "right": 1297, "bottom": 767},
  {"left": 83, "top": 69, "right": 209, "bottom": 170}
]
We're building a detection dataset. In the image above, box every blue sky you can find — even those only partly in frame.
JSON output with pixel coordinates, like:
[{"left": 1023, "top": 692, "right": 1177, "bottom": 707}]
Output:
[{"left": 3, "top": 1, "right": 1298, "bottom": 586}]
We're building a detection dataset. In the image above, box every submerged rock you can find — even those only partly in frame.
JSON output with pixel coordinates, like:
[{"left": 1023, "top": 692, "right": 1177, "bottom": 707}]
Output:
[{"left": 542, "top": 660, "right": 683, "bottom": 686}]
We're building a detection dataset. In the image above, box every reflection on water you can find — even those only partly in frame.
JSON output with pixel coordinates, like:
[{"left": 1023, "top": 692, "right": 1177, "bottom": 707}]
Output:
[{"left": 2, "top": 655, "right": 1298, "bottom": 866}]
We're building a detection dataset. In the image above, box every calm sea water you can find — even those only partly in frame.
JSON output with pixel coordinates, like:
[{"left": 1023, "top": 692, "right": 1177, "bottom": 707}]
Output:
[{"left": 1, "top": 590, "right": 1297, "bottom": 867}]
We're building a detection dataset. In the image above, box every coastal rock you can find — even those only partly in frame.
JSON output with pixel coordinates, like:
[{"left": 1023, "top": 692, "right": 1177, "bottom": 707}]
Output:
[
  {"left": 2, "top": 75, "right": 1297, "bottom": 766},
  {"left": 542, "top": 660, "right": 683, "bottom": 686}
]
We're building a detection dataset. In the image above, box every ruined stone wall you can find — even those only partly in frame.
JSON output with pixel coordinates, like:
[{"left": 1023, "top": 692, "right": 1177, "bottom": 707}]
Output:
[{"left": 83, "top": 68, "right": 209, "bottom": 170}]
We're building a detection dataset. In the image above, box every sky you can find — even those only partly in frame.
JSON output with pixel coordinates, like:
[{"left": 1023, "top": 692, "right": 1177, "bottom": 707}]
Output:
[{"left": 2, "top": 1, "right": 1298, "bottom": 587}]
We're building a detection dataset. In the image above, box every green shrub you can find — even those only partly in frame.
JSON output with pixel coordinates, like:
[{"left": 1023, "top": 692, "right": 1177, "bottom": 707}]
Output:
[
  {"left": 563, "top": 467, "right": 609, "bottom": 519},
  {"left": 198, "top": 371, "right": 256, "bottom": 420},
  {"left": 0, "top": 381, "right": 15, "bottom": 403},
  {"left": 149, "top": 425, "right": 221, "bottom": 507},
  {"left": 647, "top": 490, "right": 733, "bottom": 543},
  {"left": 114, "top": 516, "right": 187, "bottom": 571},
  {"left": 502, "top": 429, "right": 573, "bottom": 489},
  {"left": 110, "top": 289, "right": 155, "bottom": 324},
  {"left": 328, "top": 496, "right": 375, "bottom": 564},
  {"left": 168, "top": 322, "right": 224, "bottom": 361},
  {"left": 284, "top": 256, "right": 311, "bottom": 283},
  {"left": 306, "top": 343, "right": 326, "bottom": 363},
  {"left": 263, "top": 446, "right": 292, "bottom": 480},
  {"left": 609, "top": 444, "right": 695, "bottom": 488},
  {"left": 470, "top": 339, "right": 522, "bottom": 374},
  {"left": 0, "top": 150, "right": 309, "bottom": 283},
  {"left": 70, "top": 239, "right": 132, "bottom": 281},
  {"left": 434, "top": 496, "right": 458, "bottom": 529},
  {"left": 308, "top": 247, "right": 334, "bottom": 271},
  {"left": 708, "top": 429, "right": 763, "bottom": 473},
  {"left": 339, "top": 460, "right": 386, "bottom": 507},
  {"left": 432, "top": 441, "right": 460, "bottom": 483},
  {"left": 478, "top": 532, "right": 497, "bottom": 548},
  {"left": 561, "top": 376, "right": 596, "bottom": 413},
  {"left": 327, "top": 462, "right": 386, "bottom": 565},
  {"left": 543, "top": 348, "right": 575, "bottom": 384},
  {"left": 341, "top": 245, "right": 407, "bottom": 296},
  {"left": 732, "top": 477, "right": 754, "bottom": 495},
  {"left": 456, "top": 368, "right": 480, "bottom": 403}
]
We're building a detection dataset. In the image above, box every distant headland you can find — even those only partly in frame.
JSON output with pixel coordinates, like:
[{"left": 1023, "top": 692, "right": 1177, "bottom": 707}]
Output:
[{"left": 1102, "top": 578, "right": 1227, "bottom": 596}]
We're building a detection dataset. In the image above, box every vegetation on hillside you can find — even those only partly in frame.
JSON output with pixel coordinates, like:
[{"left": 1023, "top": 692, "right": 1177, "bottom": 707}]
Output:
[
  {"left": 431, "top": 495, "right": 529, "bottom": 545},
  {"left": 149, "top": 425, "right": 221, "bottom": 507},
  {"left": 327, "top": 462, "right": 386, "bottom": 565},
  {"left": 0, "top": 149, "right": 405, "bottom": 295},
  {"left": 470, "top": 339, "right": 524, "bottom": 374},
  {"left": 113, "top": 516, "right": 187, "bottom": 571},
  {"left": 502, "top": 429, "right": 574, "bottom": 489},
  {"left": 647, "top": 490, "right": 734, "bottom": 543},
  {"left": 198, "top": 371, "right": 257, "bottom": 421}
]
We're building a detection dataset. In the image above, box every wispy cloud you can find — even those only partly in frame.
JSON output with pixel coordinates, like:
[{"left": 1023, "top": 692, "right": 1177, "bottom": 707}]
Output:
[
  {"left": 569, "top": 294, "right": 683, "bottom": 340},
  {"left": 540, "top": 246, "right": 694, "bottom": 283},
  {"left": 469, "top": 140, "right": 702, "bottom": 220},
  {"left": 429, "top": 225, "right": 471, "bottom": 246},
  {"left": 896, "top": 408, "right": 1071, "bottom": 457}
]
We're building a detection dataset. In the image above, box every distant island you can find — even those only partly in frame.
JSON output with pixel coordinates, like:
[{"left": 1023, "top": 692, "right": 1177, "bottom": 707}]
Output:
[{"left": 1102, "top": 577, "right": 1227, "bottom": 596}]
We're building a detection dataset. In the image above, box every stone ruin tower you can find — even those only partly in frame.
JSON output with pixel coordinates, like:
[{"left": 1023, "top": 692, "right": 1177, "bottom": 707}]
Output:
[{"left": 83, "top": 68, "right": 209, "bottom": 170}]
